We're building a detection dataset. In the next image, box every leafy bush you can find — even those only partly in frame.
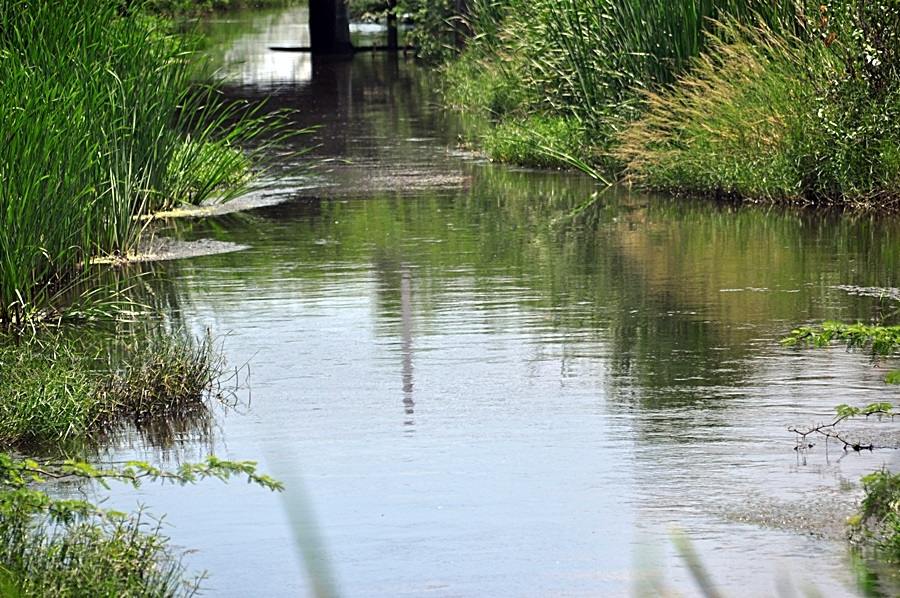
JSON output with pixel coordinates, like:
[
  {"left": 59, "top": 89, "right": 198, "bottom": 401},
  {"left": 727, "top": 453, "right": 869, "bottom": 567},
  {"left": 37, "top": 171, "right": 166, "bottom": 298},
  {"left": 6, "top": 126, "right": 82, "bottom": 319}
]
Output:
[{"left": 853, "top": 470, "right": 900, "bottom": 562}]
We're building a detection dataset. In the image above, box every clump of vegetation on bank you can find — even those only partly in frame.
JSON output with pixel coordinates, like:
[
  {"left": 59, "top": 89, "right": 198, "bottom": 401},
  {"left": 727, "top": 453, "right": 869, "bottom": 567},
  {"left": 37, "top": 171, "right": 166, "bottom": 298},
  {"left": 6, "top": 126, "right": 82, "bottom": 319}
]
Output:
[
  {"left": 0, "top": 332, "right": 228, "bottom": 449},
  {"left": 0, "top": 1, "right": 287, "bottom": 592},
  {"left": 440, "top": 0, "right": 900, "bottom": 207},
  {"left": 0, "top": 0, "right": 276, "bottom": 331},
  {"left": 852, "top": 470, "right": 900, "bottom": 562},
  {"left": 0, "top": 331, "right": 279, "bottom": 595},
  {"left": 442, "top": 0, "right": 797, "bottom": 166},
  {"left": 617, "top": 2, "right": 900, "bottom": 207},
  {"left": 0, "top": 453, "right": 282, "bottom": 596}
]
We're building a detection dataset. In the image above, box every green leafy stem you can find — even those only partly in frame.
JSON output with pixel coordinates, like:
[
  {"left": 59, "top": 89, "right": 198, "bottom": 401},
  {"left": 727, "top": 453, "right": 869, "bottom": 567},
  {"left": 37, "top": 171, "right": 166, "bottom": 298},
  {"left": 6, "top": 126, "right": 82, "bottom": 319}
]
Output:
[{"left": 0, "top": 453, "right": 283, "bottom": 524}]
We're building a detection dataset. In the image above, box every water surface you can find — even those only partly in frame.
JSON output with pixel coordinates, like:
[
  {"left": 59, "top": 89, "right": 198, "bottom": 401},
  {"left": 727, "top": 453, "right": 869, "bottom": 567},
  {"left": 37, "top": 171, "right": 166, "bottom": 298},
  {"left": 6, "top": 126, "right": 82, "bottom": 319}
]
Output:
[{"left": 100, "top": 7, "right": 900, "bottom": 597}]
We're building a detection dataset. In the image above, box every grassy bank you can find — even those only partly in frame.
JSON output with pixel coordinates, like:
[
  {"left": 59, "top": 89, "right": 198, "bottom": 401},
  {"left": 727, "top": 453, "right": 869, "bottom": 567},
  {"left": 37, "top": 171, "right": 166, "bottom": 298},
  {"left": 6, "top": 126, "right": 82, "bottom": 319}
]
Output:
[
  {"left": 0, "top": 0, "right": 275, "bottom": 331},
  {"left": 441, "top": 0, "right": 900, "bottom": 208},
  {"left": 0, "top": 332, "right": 227, "bottom": 450},
  {"left": 0, "top": 1, "right": 287, "bottom": 592}
]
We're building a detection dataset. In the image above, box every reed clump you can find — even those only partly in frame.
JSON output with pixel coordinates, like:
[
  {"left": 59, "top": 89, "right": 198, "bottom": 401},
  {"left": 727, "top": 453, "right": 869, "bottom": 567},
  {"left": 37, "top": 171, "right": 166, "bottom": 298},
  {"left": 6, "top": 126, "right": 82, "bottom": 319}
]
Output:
[
  {"left": 443, "top": 0, "right": 900, "bottom": 208},
  {"left": 0, "top": 332, "right": 227, "bottom": 449},
  {"left": 0, "top": 0, "right": 274, "bottom": 331},
  {"left": 614, "top": 22, "right": 828, "bottom": 202}
]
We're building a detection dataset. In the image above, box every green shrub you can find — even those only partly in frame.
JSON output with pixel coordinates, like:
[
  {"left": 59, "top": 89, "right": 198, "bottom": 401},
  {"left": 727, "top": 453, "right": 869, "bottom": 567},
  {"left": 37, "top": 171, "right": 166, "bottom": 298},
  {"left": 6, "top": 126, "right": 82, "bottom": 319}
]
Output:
[{"left": 853, "top": 470, "right": 900, "bottom": 562}]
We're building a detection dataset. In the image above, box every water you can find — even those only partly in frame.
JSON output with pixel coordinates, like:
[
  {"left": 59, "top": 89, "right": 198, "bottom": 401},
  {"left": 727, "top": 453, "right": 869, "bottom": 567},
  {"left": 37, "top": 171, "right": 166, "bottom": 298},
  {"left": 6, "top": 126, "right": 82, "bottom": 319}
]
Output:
[{"left": 98, "top": 7, "right": 900, "bottom": 597}]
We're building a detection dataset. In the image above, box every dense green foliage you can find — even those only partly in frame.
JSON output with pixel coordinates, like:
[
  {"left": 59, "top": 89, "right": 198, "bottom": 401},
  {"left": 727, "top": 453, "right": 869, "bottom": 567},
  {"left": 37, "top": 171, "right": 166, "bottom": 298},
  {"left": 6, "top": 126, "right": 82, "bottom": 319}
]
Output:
[
  {"left": 143, "top": 0, "right": 293, "bottom": 16},
  {"left": 0, "top": 0, "right": 274, "bottom": 331},
  {"left": 442, "top": 0, "right": 796, "bottom": 164},
  {"left": 0, "top": 2, "right": 289, "bottom": 593},
  {"left": 618, "top": 2, "right": 900, "bottom": 206},
  {"left": 0, "top": 332, "right": 227, "bottom": 449},
  {"left": 441, "top": 0, "right": 900, "bottom": 206},
  {"left": 853, "top": 470, "right": 900, "bottom": 562}
]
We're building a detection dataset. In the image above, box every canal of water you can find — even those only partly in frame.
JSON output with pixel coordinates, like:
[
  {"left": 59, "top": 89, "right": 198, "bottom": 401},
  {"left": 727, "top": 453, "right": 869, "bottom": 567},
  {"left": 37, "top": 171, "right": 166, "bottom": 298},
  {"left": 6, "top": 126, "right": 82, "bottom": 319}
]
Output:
[{"left": 97, "top": 6, "right": 900, "bottom": 596}]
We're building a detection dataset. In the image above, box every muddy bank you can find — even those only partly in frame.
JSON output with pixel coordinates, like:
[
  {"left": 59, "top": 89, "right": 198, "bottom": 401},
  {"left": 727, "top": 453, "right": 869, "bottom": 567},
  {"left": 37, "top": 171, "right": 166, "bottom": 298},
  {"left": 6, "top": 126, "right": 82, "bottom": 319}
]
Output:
[{"left": 93, "top": 237, "right": 248, "bottom": 264}]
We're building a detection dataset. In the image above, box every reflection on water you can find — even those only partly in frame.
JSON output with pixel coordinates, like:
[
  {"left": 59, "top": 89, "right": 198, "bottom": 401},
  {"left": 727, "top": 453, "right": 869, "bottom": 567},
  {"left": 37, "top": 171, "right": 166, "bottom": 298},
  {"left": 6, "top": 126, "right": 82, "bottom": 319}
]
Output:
[
  {"left": 202, "top": 8, "right": 312, "bottom": 85},
  {"left": 94, "top": 6, "right": 900, "bottom": 598}
]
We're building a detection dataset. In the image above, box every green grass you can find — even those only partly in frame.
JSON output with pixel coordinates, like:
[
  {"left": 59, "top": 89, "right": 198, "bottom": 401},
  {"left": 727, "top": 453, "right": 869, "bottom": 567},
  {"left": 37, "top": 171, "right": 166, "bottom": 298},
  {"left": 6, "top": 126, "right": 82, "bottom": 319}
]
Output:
[
  {"left": 0, "top": 0, "right": 282, "bottom": 332},
  {"left": 442, "top": 0, "right": 900, "bottom": 207},
  {"left": 144, "top": 0, "right": 296, "bottom": 16},
  {"left": 614, "top": 22, "right": 829, "bottom": 202},
  {"left": 0, "top": 332, "right": 227, "bottom": 450},
  {"left": 441, "top": 0, "right": 797, "bottom": 160},
  {"left": 852, "top": 470, "right": 900, "bottom": 562},
  {"left": 615, "top": 8, "right": 900, "bottom": 207},
  {"left": 483, "top": 115, "right": 587, "bottom": 168},
  {"left": 0, "top": 514, "right": 198, "bottom": 598}
]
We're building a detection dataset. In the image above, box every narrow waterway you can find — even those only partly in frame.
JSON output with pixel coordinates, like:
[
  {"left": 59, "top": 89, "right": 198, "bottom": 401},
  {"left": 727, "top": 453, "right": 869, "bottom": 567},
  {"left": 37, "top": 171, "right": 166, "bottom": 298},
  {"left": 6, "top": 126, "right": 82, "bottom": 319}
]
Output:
[{"left": 101, "top": 6, "right": 899, "bottom": 596}]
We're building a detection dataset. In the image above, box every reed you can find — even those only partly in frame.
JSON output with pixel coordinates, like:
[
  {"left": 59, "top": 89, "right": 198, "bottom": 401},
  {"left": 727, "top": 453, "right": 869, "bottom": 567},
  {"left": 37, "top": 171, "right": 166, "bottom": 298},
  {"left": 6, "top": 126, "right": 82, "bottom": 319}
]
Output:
[
  {"left": 614, "top": 21, "right": 828, "bottom": 201},
  {"left": 444, "top": 0, "right": 801, "bottom": 166},
  {"left": 615, "top": 2, "right": 900, "bottom": 206},
  {"left": 0, "top": 0, "right": 277, "bottom": 331}
]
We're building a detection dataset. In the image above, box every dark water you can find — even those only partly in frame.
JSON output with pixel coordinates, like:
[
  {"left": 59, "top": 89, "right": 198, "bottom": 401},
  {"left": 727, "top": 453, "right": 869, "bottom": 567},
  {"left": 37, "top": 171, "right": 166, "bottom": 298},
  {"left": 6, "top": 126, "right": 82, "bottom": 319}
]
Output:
[{"left": 98, "top": 7, "right": 900, "bottom": 597}]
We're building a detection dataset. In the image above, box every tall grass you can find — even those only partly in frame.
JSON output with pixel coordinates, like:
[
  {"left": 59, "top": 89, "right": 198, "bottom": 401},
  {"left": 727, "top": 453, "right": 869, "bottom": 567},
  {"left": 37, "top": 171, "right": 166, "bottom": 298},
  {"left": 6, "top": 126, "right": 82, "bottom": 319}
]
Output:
[
  {"left": 614, "top": 21, "right": 830, "bottom": 201},
  {"left": 0, "top": 0, "right": 278, "bottom": 331},
  {"left": 444, "top": 0, "right": 900, "bottom": 206},
  {"left": 444, "top": 0, "right": 800, "bottom": 146},
  {"left": 0, "top": 331, "right": 228, "bottom": 450},
  {"left": 615, "top": 3, "right": 900, "bottom": 206}
]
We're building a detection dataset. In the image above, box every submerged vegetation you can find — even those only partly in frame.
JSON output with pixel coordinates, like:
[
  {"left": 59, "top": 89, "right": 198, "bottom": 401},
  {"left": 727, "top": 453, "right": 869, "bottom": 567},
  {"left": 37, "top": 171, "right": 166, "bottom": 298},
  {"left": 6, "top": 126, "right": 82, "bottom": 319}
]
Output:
[
  {"left": 439, "top": 0, "right": 900, "bottom": 208},
  {"left": 785, "top": 321, "right": 900, "bottom": 563}
]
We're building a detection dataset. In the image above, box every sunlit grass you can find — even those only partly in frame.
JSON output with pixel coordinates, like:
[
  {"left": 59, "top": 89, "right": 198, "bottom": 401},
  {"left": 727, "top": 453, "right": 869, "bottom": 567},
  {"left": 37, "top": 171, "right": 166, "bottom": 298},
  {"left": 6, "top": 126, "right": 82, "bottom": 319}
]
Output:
[
  {"left": 0, "top": 0, "right": 283, "bottom": 331},
  {"left": 0, "top": 331, "right": 228, "bottom": 450}
]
